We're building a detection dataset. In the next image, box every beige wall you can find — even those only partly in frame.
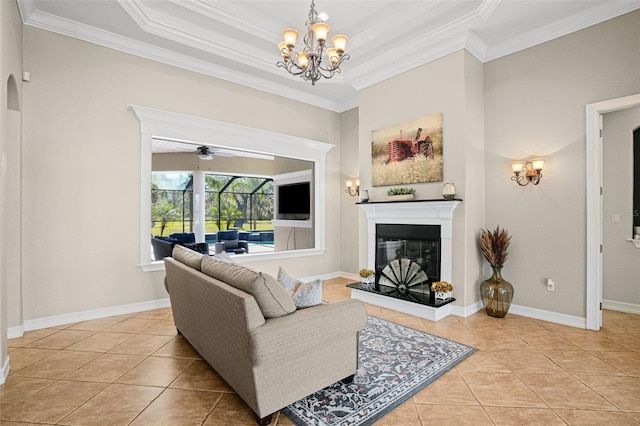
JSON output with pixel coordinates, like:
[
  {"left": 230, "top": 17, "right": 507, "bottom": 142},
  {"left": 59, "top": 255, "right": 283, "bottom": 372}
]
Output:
[
  {"left": 340, "top": 107, "right": 359, "bottom": 273},
  {"left": 21, "top": 27, "right": 343, "bottom": 321},
  {"left": 357, "top": 50, "right": 486, "bottom": 308},
  {"left": 1, "top": 0, "right": 24, "bottom": 369},
  {"left": 484, "top": 11, "right": 640, "bottom": 317},
  {"left": 603, "top": 107, "right": 640, "bottom": 305},
  {"left": 462, "top": 51, "right": 486, "bottom": 306}
]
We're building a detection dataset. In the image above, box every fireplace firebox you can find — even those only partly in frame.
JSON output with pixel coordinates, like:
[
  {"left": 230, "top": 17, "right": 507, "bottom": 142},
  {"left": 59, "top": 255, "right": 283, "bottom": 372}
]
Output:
[{"left": 348, "top": 223, "right": 454, "bottom": 307}]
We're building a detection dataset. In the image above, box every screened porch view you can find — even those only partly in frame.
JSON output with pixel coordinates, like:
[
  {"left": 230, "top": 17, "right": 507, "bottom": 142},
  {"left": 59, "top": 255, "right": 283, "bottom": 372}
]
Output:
[{"left": 151, "top": 172, "right": 275, "bottom": 258}]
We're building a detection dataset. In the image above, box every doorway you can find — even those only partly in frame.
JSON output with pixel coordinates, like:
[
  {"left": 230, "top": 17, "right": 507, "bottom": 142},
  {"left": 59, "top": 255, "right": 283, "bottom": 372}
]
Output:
[
  {"left": 586, "top": 94, "right": 640, "bottom": 330},
  {"left": 602, "top": 109, "right": 640, "bottom": 316}
]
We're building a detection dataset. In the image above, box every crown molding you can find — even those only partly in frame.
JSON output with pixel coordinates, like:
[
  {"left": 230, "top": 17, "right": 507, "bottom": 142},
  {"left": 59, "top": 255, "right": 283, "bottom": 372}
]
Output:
[
  {"left": 348, "top": 30, "right": 471, "bottom": 90},
  {"left": 173, "top": 0, "right": 280, "bottom": 42},
  {"left": 464, "top": 30, "right": 488, "bottom": 62},
  {"left": 15, "top": 0, "right": 35, "bottom": 23},
  {"left": 347, "top": 2, "right": 496, "bottom": 90},
  {"left": 484, "top": 0, "right": 640, "bottom": 62},
  {"left": 346, "top": 0, "right": 442, "bottom": 51},
  {"left": 20, "top": 9, "right": 352, "bottom": 112},
  {"left": 116, "top": 0, "right": 278, "bottom": 76},
  {"left": 477, "top": 0, "right": 502, "bottom": 19}
]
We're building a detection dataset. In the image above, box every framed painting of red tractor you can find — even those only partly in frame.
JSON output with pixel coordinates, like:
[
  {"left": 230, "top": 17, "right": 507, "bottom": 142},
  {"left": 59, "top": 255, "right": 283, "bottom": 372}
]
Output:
[{"left": 371, "top": 113, "right": 443, "bottom": 186}]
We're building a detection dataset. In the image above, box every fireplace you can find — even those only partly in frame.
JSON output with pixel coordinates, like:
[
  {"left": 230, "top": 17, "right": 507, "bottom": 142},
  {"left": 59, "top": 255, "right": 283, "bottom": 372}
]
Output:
[
  {"left": 372, "top": 224, "right": 442, "bottom": 305},
  {"left": 352, "top": 199, "right": 461, "bottom": 321}
]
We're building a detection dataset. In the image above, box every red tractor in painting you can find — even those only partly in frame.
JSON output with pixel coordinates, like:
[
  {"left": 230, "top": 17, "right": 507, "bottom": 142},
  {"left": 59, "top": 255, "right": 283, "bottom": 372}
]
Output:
[{"left": 387, "top": 128, "right": 434, "bottom": 163}]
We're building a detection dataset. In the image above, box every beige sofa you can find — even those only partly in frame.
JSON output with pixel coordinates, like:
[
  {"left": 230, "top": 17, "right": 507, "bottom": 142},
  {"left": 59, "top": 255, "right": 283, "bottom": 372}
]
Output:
[{"left": 164, "top": 245, "right": 368, "bottom": 425}]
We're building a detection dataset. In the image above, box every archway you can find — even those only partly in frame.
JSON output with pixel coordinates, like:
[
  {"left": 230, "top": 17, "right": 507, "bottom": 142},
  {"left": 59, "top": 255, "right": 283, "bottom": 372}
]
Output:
[{"left": 6, "top": 74, "right": 19, "bottom": 111}]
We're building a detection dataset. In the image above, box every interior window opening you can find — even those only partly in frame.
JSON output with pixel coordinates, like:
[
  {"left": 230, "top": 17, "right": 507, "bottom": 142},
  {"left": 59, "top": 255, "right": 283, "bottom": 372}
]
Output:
[{"left": 151, "top": 172, "right": 276, "bottom": 259}]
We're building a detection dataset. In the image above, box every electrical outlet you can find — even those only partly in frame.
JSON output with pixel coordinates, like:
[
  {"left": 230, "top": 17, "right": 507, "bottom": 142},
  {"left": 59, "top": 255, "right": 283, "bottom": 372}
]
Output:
[{"left": 546, "top": 278, "right": 555, "bottom": 292}]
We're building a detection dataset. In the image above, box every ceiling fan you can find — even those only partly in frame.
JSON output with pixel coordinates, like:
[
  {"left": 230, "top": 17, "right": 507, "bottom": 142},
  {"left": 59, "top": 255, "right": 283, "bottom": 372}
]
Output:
[{"left": 196, "top": 145, "right": 233, "bottom": 160}]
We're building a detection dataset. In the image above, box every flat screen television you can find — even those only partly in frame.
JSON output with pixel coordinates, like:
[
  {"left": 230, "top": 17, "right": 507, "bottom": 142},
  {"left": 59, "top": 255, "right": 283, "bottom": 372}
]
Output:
[{"left": 277, "top": 182, "right": 311, "bottom": 220}]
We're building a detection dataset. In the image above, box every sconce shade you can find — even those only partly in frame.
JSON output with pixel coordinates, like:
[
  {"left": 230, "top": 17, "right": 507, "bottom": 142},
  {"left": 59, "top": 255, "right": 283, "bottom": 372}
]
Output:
[
  {"left": 511, "top": 161, "right": 524, "bottom": 173},
  {"left": 531, "top": 158, "right": 545, "bottom": 171}
]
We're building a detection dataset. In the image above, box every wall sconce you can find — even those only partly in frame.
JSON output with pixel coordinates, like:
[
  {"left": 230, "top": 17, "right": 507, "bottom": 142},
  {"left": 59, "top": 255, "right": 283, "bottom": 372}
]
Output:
[
  {"left": 511, "top": 159, "right": 545, "bottom": 186},
  {"left": 345, "top": 179, "right": 360, "bottom": 196}
]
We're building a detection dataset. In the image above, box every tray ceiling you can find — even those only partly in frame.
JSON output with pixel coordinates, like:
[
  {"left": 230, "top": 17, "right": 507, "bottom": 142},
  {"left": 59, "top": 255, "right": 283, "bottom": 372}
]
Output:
[{"left": 17, "top": 0, "right": 640, "bottom": 112}]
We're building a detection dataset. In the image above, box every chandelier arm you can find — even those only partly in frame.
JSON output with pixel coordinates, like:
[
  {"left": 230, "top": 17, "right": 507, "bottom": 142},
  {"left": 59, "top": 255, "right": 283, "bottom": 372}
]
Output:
[
  {"left": 315, "top": 66, "right": 340, "bottom": 80},
  {"left": 276, "top": 60, "right": 306, "bottom": 77},
  {"left": 317, "top": 53, "right": 350, "bottom": 73}
]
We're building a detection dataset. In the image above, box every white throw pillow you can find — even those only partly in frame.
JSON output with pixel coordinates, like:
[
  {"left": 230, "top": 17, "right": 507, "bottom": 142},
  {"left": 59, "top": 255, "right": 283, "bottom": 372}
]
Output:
[
  {"left": 212, "top": 251, "right": 235, "bottom": 263},
  {"left": 277, "top": 267, "right": 322, "bottom": 309}
]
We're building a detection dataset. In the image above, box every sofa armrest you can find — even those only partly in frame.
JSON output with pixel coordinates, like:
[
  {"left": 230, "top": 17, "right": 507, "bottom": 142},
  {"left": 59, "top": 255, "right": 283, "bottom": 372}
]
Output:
[{"left": 249, "top": 299, "right": 367, "bottom": 365}]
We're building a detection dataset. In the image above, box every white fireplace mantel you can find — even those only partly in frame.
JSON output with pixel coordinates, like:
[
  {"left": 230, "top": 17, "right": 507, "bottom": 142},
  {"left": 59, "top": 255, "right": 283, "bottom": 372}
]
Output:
[{"left": 355, "top": 199, "right": 461, "bottom": 321}]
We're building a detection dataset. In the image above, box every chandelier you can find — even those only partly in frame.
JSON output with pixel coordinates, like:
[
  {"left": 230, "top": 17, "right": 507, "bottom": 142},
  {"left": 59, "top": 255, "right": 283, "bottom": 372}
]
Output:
[{"left": 277, "top": 0, "right": 350, "bottom": 85}]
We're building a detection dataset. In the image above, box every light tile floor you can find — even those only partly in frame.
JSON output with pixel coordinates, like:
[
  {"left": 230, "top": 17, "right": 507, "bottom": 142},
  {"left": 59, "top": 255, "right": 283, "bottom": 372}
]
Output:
[{"left": 1, "top": 277, "right": 639, "bottom": 425}]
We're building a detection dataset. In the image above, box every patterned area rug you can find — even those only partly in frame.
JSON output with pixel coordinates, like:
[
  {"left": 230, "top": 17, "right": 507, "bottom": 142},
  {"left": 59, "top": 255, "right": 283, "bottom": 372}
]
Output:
[{"left": 281, "top": 315, "right": 476, "bottom": 426}]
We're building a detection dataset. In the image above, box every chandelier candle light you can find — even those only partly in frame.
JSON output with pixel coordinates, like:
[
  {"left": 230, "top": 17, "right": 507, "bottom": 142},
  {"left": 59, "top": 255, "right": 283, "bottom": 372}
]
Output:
[{"left": 277, "top": 0, "right": 350, "bottom": 85}]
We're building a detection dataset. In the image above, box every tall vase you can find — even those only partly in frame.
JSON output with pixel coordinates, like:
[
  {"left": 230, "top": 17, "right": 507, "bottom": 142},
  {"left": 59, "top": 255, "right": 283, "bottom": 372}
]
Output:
[{"left": 480, "top": 266, "right": 514, "bottom": 318}]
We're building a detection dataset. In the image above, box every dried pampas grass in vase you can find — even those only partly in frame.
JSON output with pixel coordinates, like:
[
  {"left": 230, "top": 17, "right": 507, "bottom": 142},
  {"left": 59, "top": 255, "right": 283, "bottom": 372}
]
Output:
[
  {"left": 479, "top": 226, "right": 514, "bottom": 318},
  {"left": 479, "top": 226, "right": 511, "bottom": 267}
]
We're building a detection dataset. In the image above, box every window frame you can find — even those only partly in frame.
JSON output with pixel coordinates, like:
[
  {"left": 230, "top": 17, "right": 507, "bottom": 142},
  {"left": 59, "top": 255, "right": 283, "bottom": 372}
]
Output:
[{"left": 130, "top": 105, "right": 334, "bottom": 271}]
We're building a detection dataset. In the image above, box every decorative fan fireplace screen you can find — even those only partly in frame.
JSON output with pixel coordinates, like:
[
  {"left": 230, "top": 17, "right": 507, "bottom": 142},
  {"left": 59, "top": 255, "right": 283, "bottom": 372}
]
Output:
[{"left": 375, "top": 224, "right": 441, "bottom": 302}]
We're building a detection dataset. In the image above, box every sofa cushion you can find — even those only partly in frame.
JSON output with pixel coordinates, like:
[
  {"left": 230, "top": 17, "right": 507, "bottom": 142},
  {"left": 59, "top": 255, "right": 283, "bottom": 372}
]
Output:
[
  {"left": 277, "top": 267, "right": 323, "bottom": 309},
  {"left": 201, "top": 257, "right": 296, "bottom": 318},
  {"left": 172, "top": 245, "right": 205, "bottom": 271}
]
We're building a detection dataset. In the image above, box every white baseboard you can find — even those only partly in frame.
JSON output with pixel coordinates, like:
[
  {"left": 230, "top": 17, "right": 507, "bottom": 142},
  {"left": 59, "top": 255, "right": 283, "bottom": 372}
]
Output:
[
  {"left": 508, "top": 303, "right": 586, "bottom": 329},
  {"left": 451, "top": 300, "right": 483, "bottom": 318},
  {"left": 7, "top": 273, "right": 591, "bottom": 340},
  {"left": 0, "top": 356, "right": 9, "bottom": 384},
  {"left": 337, "top": 271, "right": 361, "bottom": 282},
  {"left": 300, "top": 271, "right": 359, "bottom": 283},
  {"left": 602, "top": 299, "right": 640, "bottom": 315},
  {"left": 8, "top": 298, "right": 171, "bottom": 339},
  {"left": 330, "top": 274, "right": 587, "bottom": 328},
  {"left": 7, "top": 325, "right": 25, "bottom": 339}
]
